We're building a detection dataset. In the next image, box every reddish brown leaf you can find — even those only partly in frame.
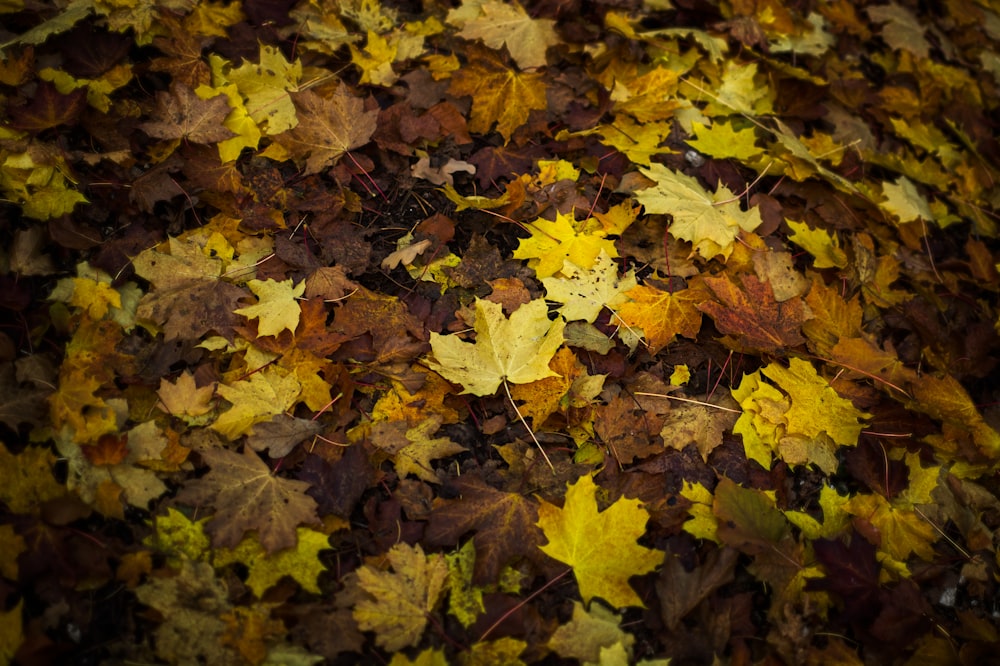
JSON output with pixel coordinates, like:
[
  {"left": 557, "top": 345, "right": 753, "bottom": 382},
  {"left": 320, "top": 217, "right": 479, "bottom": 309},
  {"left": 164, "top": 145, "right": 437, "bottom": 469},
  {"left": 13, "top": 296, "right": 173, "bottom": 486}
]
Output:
[
  {"left": 425, "top": 475, "right": 544, "bottom": 584},
  {"left": 8, "top": 81, "right": 87, "bottom": 131},
  {"left": 140, "top": 81, "right": 236, "bottom": 144},
  {"left": 697, "top": 273, "right": 809, "bottom": 353}
]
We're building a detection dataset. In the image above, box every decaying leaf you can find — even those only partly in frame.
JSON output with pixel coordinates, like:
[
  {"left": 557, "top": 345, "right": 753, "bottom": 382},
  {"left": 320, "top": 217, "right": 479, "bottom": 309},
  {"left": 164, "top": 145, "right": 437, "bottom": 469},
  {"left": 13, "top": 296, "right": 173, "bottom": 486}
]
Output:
[
  {"left": 352, "top": 542, "right": 450, "bottom": 651},
  {"left": 175, "top": 447, "right": 320, "bottom": 553}
]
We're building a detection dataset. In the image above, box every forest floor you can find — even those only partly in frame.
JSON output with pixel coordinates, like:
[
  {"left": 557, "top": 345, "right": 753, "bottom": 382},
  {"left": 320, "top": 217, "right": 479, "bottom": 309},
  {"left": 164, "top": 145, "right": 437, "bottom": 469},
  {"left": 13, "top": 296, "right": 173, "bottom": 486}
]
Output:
[{"left": 2, "top": 0, "right": 1000, "bottom": 664}]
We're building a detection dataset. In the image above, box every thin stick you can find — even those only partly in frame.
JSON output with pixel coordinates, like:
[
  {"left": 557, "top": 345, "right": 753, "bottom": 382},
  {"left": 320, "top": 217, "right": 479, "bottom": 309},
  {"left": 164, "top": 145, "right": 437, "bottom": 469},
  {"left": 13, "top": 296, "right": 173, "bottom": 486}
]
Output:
[
  {"left": 503, "top": 379, "right": 555, "bottom": 472},
  {"left": 634, "top": 391, "right": 742, "bottom": 413}
]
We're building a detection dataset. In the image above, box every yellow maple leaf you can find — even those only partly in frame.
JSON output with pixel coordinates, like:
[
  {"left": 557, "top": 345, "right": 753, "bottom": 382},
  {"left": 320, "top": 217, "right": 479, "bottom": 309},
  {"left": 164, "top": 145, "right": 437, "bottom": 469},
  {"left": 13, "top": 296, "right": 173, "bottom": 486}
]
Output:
[
  {"left": 786, "top": 219, "right": 848, "bottom": 269},
  {"left": 687, "top": 119, "right": 763, "bottom": 162},
  {"left": 542, "top": 251, "right": 637, "bottom": 323},
  {"left": 513, "top": 211, "right": 619, "bottom": 279},
  {"left": 589, "top": 117, "right": 673, "bottom": 166},
  {"left": 145, "top": 507, "right": 212, "bottom": 566},
  {"left": 211, "top": 365, "right": 301, "bottom": 439},
  {"left": 680, "top": 481, "right": 719, "bottom": 543},
  {"left": 0, "top": 445, "right": 66, "bottom": 515},
  {"left": 350, "top": 30, "right": 399, "bottom": 86},
  {"left": 732, "top": 358, "right": 870, "bottom": 473},
  {"left": 879, "top": 175, "right": 934, "bottom": 224},
  {"left": 445, "top": 540, "right": 485, "bottom": 629},
  {"left": 234, "top": 278, "right": 306, "bottom": 337},
  {"left": 222, "top": 44, "right": 301, "bottom": 134},
  {"left": 635, "top": 163, "right": 762, "bottom": 261},
  {"left": 547, "top": 600, "right": 633, "bottom": 663},
  {"left": 372, "top": 416, "right": 467, "bottom": 484},
  {"left": 0, "top": 148, "right": 88, "bottom": 220},
  {"left": 214, "top": 527, "right": 330, "bottom": 597},
  {"left": 353, "top": 542, "right": 450, "bottom": 651},
  {"left": 451, "top": 0, "right": 559, "bottom": 69},
  {"left": 427, "top": 298, "right": 564, "bottom": 396},
  {"left": 537, "top": 474, "right": 664, "bottom": 608},
  {"left": 448, "top": 60, "right": 547, "bottom": 141},
  {"left": 783, "top": 485, "right": 851, "bottom": 540}
]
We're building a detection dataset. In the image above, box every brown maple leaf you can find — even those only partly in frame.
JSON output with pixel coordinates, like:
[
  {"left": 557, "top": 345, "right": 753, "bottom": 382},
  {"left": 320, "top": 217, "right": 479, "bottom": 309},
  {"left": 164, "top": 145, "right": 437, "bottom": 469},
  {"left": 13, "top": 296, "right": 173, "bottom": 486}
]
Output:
[
  {"left": 425, "top": 475, "right": 544, "bottom": 584},
  {"left": 697, "top": 273, "right": 809, "bottom": 353},
  {"left": 175, "top": 447, "right": 320, "bottom": 553},
  {"left": 140, "top": 81, "right": 236, "bottom": 144},
  {"left": 8, "top": 80, "right": 87, "bottom": 131},
  {"left": 274, "top": 87, "right": 378, "bottom": 175}
]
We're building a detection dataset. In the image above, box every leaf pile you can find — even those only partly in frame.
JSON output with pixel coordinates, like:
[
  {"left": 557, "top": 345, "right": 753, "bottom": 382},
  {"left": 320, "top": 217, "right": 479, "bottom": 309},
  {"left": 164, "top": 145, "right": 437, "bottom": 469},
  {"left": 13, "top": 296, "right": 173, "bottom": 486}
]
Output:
[{"left": 2, "top": 0, "right": 1000, "bottom": 663}]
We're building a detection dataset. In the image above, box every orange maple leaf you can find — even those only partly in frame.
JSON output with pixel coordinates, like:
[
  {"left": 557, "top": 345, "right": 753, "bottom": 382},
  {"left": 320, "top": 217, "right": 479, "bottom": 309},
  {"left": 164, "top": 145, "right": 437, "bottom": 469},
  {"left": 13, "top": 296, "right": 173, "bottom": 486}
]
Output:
[{"left": 697, "top": 273, "right": 809, "bottom": 353}]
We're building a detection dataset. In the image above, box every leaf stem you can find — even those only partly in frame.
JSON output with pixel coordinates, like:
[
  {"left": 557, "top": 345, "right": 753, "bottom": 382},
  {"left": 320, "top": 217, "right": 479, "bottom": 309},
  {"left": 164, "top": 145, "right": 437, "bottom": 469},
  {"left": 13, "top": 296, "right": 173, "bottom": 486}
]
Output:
[
  {"left": 634, "top": 391, "right": 741, "bottom": 413},
  {"left": 503, "top": 378, "right": 555, "bottom": 473}
]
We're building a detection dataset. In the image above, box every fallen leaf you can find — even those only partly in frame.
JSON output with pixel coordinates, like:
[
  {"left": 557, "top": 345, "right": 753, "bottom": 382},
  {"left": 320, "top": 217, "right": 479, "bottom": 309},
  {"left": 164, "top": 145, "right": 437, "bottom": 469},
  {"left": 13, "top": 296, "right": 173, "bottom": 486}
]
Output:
[
  {"left": 426, "top": 298, "right": 564, "bottom": 396},
  {"left": 273, "top": 87, "right": 378, "bottom": 174},
  {"left": 698, "top": 273, "right": 810, "bottom": 353},
  {"left": 453, "top": 0, "right": 559, "bottom": 69},
  {"left": 140, "top": 80, "right": 236, "bottom": 143},
  {"left": 175, "top": 446, "right": 320, "bottom": 553},
  {"left": 542, "top": 251, "right": 637, "bottom": 323},
  {"left": 234, "top": 278, "right": 306, "bottom": 338},
  {"left": 352, "top": 542, "right": 450, "bottom": 651},
  {"left": 537, "top": 474, "right": 664, "bottom": 608},
  {"left": 635, "top": 163, "right": 763, "bottom": 261}
]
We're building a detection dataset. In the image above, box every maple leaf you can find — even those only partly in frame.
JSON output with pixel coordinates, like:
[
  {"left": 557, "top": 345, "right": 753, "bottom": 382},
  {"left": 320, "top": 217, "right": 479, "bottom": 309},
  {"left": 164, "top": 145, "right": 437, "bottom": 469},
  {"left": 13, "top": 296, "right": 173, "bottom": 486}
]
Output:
[
  {"left": 686, "top": 119, "right": 764, "bottom": 162},
  {"left": 246, "top": 414, "right": 324, "bottom": 459},
  {"left": 132, "top": 235, "right": 246, "bottom": 341},
  {"left": 448, "top": 54, "right": 547, "bottom": 141},
  {"left": 214, "top": 527, "right": 330, "bottom": 598},
  {"left": 577, "top": 117, "right": 673, "bottom": 166},
  {"left": 659, "top": 391, "right": 740, "bottom": 462},
  {"left": 146, "top": 507, "right": 213, "bottom": 567},
  {"left": 220, "top": 43, "right": 301, "bottom": 135},
  {"left": 786, "top": 219, "right": 848, "bottom": 269},
  {"left": 175, "top": 447, "right": 320, "bottom": 553},
  {"left": 635, "top": 163, "right": 763, "bottom": 260},
  {"left": 784, "top": 485, "right": 852, "bottom": 540},
  {"left": 445, "top": 540, "right": 485, "bottom": 628},
  {"left": 697, "top": 273, "right": 809, "bottom": 353},
  {"left": 156, "top": 370, "right": 216, "bottom": 423},
  {"left": 0, "top": 444, "right": 66, "bottom": 515},
  {"left": 879, "top": 175, "right": 934, "bottom": 224},
  {"left": 371, "top": 416, "right": 467, "bottom": 484},
  {"left": 610, "top": 283, "right": 705, "bottom": 353},
  {"left": 542, "top": 251, "right": 637, "bottom": 323},
  {"left": 140, "top": 81, "right": 236, "bottom": 144},
  {"left": 352, "top": 542, "right": 450, "bottom": 651},
  {"left": 426, "top": 298, "right": 564, "bottom": 396},
  {"left": 7, "top": 80, "right": 87, "bottom": 131},
  {"left": 425, "top": 475, "right": 544, "bottom": 584},
  {"left": 350, "top": 30, "right": 399, "bottom": 86},
  {"left": 452, "top": 0, "right": 559, "bottom": 69},
  {"left": 211, "top": 365, "right": 301, "bottom": 439},
  {"left": 732, "top": 358, "right": 870, "bottom": 472},
  {"left": 547, "top": 601, "right": 634, "bottom": 663},
  {"left": 537, "top": 474, "right": 664, "bottom": 608},
  {"left": 273, "top": 87, "right": 378, "bottom": 174},
  {"left": 134, "top": 560, "right": 240, "bottom": 665},
  {"left": 513, "top": 211, "right": 619, "bottom": 279},
  {"left": 234, "top": 278, "right": 306, "bottom": 338}
]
